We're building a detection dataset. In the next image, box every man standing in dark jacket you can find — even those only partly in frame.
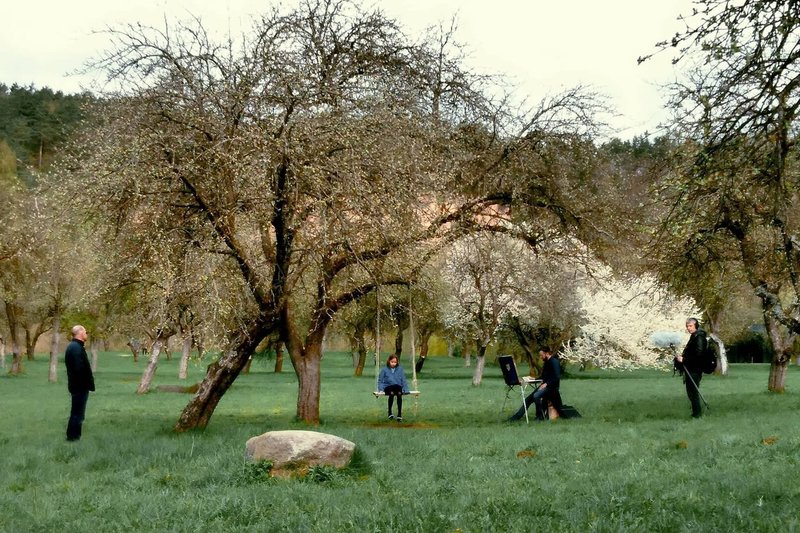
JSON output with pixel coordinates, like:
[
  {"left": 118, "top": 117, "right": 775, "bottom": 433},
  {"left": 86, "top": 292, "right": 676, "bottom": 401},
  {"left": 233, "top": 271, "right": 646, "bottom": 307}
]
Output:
[
  {"left": 675, "top": 317, "right": 707, "bottom": 418},
  {"left": 65, "top": 325, "right": 95, "bottom": 441}
]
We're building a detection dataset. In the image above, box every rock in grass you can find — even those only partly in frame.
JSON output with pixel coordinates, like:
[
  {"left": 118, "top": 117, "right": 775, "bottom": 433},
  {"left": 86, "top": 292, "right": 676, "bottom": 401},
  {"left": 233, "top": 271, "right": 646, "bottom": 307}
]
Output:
[{"left": 245, "top": 430, "right": 355, "bottom": 478}]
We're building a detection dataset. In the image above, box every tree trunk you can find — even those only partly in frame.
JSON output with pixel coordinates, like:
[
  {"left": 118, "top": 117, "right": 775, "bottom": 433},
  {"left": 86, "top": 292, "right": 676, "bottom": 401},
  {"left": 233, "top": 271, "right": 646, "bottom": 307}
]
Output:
[
  {"left": 10, "top": 348, "right": 23, "bottom": 374},
  {"left": 292, "top": 340, "right": 323, "bottom": 423},
  {"left": 419, "top": 332, "right": 431, "bottom": 358},
  {"left": 163, "top": 338, "right": 172, "bottom": 360},
  {"left": 764, "top": 313, "right": 792, "bottom": 392},
  {"left": 243, "top": 356, "right": 253, "bottom": 374},
  {"left": 178, "top": 335, "right": 192, "bottom": 379},
  {"left": 25, "top": 326, "right": 35, "bottom": 361},
  {"left": 768, "top": 358, "right": 790, "bottom": 392},
  {"left": 6, "top": 303, "right": 23, "bottom": 375},
  {"left": 176, "top": 349, "right": 246, "bottom": 430},
  {"left": 394, "top": 328, "right": 404, "bottom": 357},
  {"left": 415, "top": 331, "right": 431, "bottom": 374},
  {"left": 463, "top": 340, "right": 472, "bottom": 367},
  {"left": 706, "top": 311, "right": 723, "bottom": 337},
  {"left": 274, "top": 341, "right": 284, "bottom": 373},
  {"left": 510, "top": 320, "right": 540, "bottom": 376},
  {"left": 127, "top": 339, "right": 141, "bottom": 363},
  {"left": 447, "top": 341, "right": 454, "bottom": 358},
  {"left": 24, "top": 321, "right": 48, "bottom": 361},
  {"left": 471, "top": 344, "right": 487, "bottom": 386},
  {"left": 0, "top": 335, "right": 5, "bottom": 370},
  {"left": 175, "top": 324, "right": 268, "bottom": 432},
  {"left": 195, "top": 339, "right": 205, "bottom": 360},
  {"left": 137, "top": 336, "right": 166, "bottom": 394},
  {"left": 48, "top": 309, "right": 61, "bottom": 383},
  {"left": 353, "top": 327, "right": 367, "bottom": 377},
  {"left": 90, "top": 342, "right": 99, "bottom": 372}
]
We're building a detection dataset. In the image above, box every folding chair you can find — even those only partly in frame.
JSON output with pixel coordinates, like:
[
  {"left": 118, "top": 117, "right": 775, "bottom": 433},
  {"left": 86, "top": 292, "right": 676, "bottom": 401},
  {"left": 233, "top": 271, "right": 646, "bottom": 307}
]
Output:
[{"left": 498, "top": 355, "right": 541, "bottom": 424}]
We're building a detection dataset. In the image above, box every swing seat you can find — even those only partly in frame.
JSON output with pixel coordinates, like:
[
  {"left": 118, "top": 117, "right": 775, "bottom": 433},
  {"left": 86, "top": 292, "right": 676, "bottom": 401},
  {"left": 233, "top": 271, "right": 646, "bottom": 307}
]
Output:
[{"left": 373, "top": 390, "right": 420, "bottom": 397}]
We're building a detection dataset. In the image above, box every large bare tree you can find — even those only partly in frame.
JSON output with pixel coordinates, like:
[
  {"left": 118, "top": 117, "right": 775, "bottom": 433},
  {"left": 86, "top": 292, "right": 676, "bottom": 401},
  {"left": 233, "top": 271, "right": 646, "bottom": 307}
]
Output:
[
  {"left": 66, "top": 0, "right": 608, "bottom": 428},
  {"left": 69, "top": 1, "right": 492, "bottom": 426}
]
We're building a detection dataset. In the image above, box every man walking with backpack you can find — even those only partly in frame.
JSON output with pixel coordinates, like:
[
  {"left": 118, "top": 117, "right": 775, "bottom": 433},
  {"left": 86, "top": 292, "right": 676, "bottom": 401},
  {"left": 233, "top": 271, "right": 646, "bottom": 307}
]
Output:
[{"left": 675, "top": 317, "right": 707, "bottom": 418}]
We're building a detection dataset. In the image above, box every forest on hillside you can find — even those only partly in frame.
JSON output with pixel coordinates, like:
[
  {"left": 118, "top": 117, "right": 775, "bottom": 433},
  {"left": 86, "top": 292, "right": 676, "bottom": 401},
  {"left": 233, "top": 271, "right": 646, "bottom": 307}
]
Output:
[{"left": 0, "top": 83, "right": 91, "bottom": 184}]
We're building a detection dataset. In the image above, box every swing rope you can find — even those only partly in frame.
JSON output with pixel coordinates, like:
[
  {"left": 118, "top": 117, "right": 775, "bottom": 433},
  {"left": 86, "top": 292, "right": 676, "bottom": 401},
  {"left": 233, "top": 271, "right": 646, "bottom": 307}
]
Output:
[
  {"left": 408, "top": 284, "right": 420, "bottom": 415},
  {"left": 408, "top": 286, "right": 418, "bottom": 391},
  {"left": 372, "top": 284, "right": 420, "bottom": 399},
  {"left": 374, "top": 285, "right": 382, "bottom": 393}
]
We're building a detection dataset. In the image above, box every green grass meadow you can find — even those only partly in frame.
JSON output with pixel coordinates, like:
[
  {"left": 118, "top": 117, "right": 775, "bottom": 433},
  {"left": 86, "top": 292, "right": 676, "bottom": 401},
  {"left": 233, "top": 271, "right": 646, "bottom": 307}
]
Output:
[{"left": 3, "top": 352, "right": 800, "bottom": 532}]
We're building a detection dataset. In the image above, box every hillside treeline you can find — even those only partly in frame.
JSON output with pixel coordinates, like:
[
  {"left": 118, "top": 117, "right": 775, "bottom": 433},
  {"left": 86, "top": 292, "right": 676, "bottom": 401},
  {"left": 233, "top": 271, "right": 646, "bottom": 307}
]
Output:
[{"left": 0, "top": 83, "right": 91, "bottom": 184}]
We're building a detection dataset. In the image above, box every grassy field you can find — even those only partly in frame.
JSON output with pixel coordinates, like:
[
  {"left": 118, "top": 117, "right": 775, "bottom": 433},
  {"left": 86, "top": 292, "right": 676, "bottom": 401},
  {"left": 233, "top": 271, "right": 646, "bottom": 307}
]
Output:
[{"left": 2, "top": 352, "right": 800, "bottom": 532}]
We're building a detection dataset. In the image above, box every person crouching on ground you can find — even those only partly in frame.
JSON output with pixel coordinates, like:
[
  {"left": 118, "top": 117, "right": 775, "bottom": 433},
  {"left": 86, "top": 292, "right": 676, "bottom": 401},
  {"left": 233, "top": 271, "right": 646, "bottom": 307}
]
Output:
[{"left": 378, "top": 354, "right": 410, "bottom": 421}]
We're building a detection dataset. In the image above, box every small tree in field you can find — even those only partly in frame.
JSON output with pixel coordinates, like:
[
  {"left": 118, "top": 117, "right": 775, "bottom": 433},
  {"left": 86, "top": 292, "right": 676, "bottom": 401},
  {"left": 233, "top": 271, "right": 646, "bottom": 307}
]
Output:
[
  {"left": 441, "top": 234, "right": 535, "bottom": 386},
  {"left": 0, "top": 174, "right": 37, "bottom": 375},
  {"left": 331, "top": 293, "right": 378, "bottom": 376}
]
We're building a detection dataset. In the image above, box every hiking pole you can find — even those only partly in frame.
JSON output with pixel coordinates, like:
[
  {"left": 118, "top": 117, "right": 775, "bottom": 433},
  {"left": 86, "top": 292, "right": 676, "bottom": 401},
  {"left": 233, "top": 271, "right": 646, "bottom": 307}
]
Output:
[
  {"left": 671, "top": 344, "right": 709, "bottom": 410},
  {"left": 682, "top": 365, "right": 710, "bottom": 409}
]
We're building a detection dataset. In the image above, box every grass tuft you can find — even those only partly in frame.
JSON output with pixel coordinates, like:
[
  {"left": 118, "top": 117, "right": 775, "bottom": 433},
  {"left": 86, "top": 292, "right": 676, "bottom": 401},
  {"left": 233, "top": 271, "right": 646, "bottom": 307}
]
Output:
[{"left": 236, "top": 460, "right": 274, "bottom": 484}]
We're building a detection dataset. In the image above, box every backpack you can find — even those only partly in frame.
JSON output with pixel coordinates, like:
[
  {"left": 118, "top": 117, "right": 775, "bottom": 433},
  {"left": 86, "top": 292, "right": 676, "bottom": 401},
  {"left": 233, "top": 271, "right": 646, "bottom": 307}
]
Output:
[
  {"left": 703, "top": 334, "right": 720, "bottom": 374},
  {"left": 559, "top": 404, "right": 582, "bottom": 419}
]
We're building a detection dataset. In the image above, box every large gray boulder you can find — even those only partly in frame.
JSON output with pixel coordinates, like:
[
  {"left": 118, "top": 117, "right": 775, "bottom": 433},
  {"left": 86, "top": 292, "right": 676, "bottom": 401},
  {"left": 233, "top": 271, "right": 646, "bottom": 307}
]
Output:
[{"left": 245, "top": 430, "right": 356, "bottom": 478}]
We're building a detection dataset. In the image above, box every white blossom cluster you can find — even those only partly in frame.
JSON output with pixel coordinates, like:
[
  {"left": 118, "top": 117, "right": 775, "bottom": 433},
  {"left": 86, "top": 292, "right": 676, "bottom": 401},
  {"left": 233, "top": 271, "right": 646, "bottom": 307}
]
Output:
[{"left": 561, "top": 268, "right": 700, "bottom": 370}]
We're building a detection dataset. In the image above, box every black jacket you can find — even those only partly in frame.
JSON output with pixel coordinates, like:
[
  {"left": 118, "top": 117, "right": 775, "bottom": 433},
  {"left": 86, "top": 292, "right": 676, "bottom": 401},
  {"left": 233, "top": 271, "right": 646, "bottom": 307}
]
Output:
[
  {"left": 65, "top": 339, "right": 95, "bottom": 394},
  {"left": 681, "top": 328, "right": 708, "bottom": 373},
  {"left": 541, "top": 356, "right": 561, "bottom": 391}
]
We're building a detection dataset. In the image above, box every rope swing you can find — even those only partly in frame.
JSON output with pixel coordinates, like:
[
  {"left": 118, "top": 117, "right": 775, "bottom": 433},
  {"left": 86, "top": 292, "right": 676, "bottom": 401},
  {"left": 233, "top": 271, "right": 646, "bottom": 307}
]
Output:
[
  {"left": 373, "top": 284, "right": 420, "bottom": 398},
  {"left": 408, "top": 287, "right": 419, "bottom": 394},
  {"left": 373, "top": 284, "right": 382, "bottom": 393}
]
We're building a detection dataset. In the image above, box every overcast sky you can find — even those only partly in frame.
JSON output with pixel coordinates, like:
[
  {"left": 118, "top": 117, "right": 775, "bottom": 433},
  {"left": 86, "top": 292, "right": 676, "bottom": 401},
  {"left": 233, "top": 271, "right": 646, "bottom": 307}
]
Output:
[{"left": 1, "top": 0, "right": 693, "bottom": 138}]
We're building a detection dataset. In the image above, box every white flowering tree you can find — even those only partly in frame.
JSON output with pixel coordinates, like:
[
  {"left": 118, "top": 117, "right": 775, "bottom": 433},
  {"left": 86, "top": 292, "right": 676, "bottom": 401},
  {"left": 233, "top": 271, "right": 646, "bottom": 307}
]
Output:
[
  {"left": 561, "top": 265, "right": 700, "bottom": 370},
  {"left": 499, "top": 245, "right": 584, "bottom": 374},
  {"left": 440, "top": 233, "right": 535, "bottom": 385}
]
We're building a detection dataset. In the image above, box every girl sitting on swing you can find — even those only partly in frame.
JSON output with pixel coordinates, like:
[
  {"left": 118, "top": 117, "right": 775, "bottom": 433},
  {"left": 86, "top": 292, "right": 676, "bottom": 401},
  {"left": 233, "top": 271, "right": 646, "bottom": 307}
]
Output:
[{"left": 378, "top": 354, "right": 410, "bottom": 421}]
